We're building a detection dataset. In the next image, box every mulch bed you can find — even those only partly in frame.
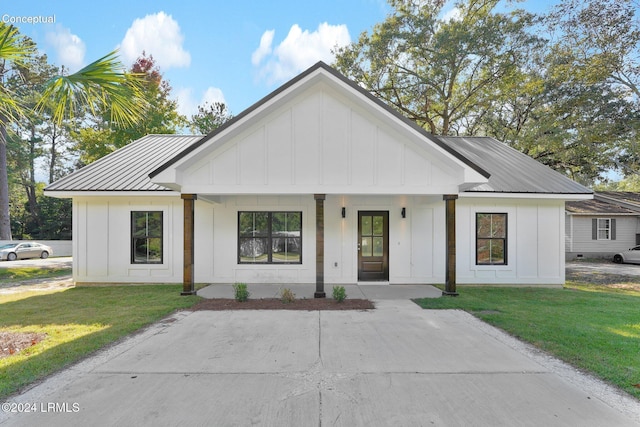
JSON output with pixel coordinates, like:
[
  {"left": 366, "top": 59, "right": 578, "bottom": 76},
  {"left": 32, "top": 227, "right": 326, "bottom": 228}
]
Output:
[
  {"left": 189, "top": 298, "right": 375, "bottom": 311},
  {"left": 0, "top": 331, "right": 47, "bottom": 359}
]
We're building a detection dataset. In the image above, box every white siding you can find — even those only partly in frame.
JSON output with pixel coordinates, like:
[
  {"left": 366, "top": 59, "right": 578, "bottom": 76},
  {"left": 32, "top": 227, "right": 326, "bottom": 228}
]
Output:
[
  {"left": 566, "top": 215, "right": 638, "bottom": 255},
  {"left": 73, "top": 196, "right": 183, "bottom": 284},
  {"left": 457, "top": 198, "right": 565, "bottom": 285},
  {"left": 193, "top": 194, "right": 445, "bottom": 285},
  {"left": 176, "top": 84, "right": 469, "bottom": 196},
  {"left": 72, "top": 194, "right": 567, "bottom": 286}
]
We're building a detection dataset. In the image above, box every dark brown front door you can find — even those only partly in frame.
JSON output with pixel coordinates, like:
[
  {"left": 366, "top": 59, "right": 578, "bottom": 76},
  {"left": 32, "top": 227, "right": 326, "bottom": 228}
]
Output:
[{"left": 358, "top": 211, "right": 389, "bottom": 281}]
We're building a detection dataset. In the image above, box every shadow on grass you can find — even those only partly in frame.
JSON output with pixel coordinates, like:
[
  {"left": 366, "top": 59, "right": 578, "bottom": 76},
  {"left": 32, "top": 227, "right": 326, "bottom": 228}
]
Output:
[{"left": 0, "top": 286, "right": 200, "bottom": 398}]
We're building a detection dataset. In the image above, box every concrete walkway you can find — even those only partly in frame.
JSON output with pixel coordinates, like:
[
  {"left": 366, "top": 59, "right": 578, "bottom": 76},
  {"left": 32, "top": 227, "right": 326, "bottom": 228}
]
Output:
[{"left": 2, "top": 294, "right": 638, "bottom": 426}]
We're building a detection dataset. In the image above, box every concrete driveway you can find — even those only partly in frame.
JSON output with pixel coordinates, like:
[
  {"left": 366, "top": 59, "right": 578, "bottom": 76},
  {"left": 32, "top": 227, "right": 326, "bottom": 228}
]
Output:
[{"left": 2, "top": 299, "right": 638, "bottom": 426}]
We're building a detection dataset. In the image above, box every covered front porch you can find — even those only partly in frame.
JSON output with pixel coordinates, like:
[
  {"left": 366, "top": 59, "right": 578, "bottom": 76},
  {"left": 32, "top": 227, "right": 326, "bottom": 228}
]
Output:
[{"left": 179, "top": 193, "right": 459, "bottom": 297}]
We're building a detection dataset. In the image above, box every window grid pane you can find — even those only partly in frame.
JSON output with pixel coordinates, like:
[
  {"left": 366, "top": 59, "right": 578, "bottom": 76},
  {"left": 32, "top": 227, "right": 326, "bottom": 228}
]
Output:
[
  {"left": 597, "top": 218, "right": 610, "bottom": 240},
  {"left": 131, "top": 211, "right": 163, "bottom": 264},
  {"left": 238, "top": 211, "right": 302, "bottom": 264},
  {"left": 476, "top": 213, "right": 507, "bottom": 265}
]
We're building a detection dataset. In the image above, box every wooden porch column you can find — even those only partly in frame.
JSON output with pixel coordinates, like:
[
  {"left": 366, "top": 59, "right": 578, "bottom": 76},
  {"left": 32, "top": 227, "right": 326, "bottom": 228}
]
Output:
[
  {"left": 314, "top": 194, "right": 326, "bottom": 298},
  {"left": 181, "top": 194, "right": 197, "bottom": 295},
  {"left": 443, "top": 194, "right": 459, "bottom": 296}
]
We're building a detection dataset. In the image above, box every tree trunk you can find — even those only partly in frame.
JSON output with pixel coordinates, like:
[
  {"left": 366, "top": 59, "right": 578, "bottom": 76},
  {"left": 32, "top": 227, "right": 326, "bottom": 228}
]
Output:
[
  {"left": 0, "top": 119, "right": 13, "bottom": 240},
  {"left": 49, "top": 123, "right": 58, "bottom": 184}
]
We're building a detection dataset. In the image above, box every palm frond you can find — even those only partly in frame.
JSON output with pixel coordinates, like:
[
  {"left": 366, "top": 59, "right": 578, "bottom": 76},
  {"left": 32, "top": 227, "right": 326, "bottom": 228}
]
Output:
[
  {"left": 37, "top": 50, "right": 148, "bottom": 126},
  {"left": 0, "top": 24, "right": 35, "bottom": 124},
  {"left": 0, "top": 23, "right": 35, "bottom": 64},
  {"left": 0, "top": 83, "right": 24, "bottom": 123}
]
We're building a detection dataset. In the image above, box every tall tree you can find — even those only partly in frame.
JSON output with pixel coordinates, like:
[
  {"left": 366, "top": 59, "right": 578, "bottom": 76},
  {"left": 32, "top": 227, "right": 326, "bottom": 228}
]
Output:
[
  {"left": 73, "top": 53, "right": 184, "bottom": 165},
  {"left": 188, "top": 101, "right": 233, "bottom": 134},
  {"left": 477, "top": 45, "right": 635, "bottom": 184},
  {"left": 5, "top": 50, "right": 66, "bottom": 233},
  {"left": 334, "top": 0, "right": 542, "bottom": 135},
  {"left": 334, "top": 0, "right": 639, "bottom": 185},
  {"left": 546, "top": 0, "right": 640, "bottom": 179},
  {"left": 477, "top": 0, "right": 639, "bottom": 183},
  {"left": 0, "top": 23, "right": 146, "bottom": 239}
]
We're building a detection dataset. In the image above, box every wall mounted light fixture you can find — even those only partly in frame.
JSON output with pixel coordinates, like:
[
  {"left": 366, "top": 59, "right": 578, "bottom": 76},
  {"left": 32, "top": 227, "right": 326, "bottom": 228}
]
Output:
[
  {"left": 401, "top": 207, "right": 406, "bottom": 218},
  {"left": 341, "top": 207, "right": 346, "bottom": 218}
]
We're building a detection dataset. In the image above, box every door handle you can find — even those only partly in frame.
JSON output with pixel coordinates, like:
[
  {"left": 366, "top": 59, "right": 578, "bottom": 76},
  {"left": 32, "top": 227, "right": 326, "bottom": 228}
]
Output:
[{"left": 357, "top": 243, "right": 361, "bottom": 251}]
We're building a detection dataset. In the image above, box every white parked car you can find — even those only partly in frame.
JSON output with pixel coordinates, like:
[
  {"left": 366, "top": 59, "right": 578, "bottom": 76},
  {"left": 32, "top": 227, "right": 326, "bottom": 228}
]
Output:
[
  {"left": 612, "top": 246, "right": 640, "bottom": 264},
  {"left": 0, "top": 242, "right": 53, "bottom": 261}
]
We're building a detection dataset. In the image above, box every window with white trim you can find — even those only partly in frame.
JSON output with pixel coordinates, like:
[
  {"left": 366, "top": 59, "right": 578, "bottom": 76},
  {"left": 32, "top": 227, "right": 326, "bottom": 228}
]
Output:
[{"left": 597, "top": 218, "right": 611, "bottom": 240}]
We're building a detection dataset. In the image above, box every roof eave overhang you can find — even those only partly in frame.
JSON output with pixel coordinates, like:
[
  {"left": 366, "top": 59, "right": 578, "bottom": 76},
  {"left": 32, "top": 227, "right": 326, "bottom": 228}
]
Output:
[
  {"left": 44, "top": 190, "right": 181, "bottom": 198},
  {"left": 460, "top": 192, "right": 594, "bottom": 200},
  {"left": 565, "top": 212, "right": 639, "bottom": 216}
]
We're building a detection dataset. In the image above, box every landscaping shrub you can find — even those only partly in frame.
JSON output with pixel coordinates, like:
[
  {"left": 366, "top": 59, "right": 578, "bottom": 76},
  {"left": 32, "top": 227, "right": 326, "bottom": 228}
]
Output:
[
  {"left": 332, "top": 286, "right": 347, "bottom": 302},
  {"left": 233, "top": 283, "right": 250, "bottom": 302},
  {"left": 280, "top": 288, "right": 295, "bottom": 303}
]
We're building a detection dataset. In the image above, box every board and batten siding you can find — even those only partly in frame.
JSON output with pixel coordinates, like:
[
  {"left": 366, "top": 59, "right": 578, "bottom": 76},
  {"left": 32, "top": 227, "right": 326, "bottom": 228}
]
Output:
[
  {"left": 73, "top": 196, "right": 183, "bottom": 284},
  {"left": 193, "top": 194, "right": 447, "bottom": 285},
  {"left": 73, "top": 194, "right": 568, "bottom": 285},
  {"left": 457, "top": 198, "right": 566, "bottom": 285},
  {"left": 160, "top": 82, "right": 478, "bottom": 197}
]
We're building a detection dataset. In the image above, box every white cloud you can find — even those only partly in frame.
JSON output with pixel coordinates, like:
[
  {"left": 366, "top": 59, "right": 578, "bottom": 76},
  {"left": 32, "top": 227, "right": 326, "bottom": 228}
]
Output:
[
  {"left": 252, "top": 22, "right": 351, "bottom": 85},
  {"left": 120, "top": 11, "right": 191, "bottom": 69},
  {"left": 251, "top": 30, "right": 274, "bottom": 66},
  {"left": 175, "top": 86, "right": 226, "bottom": 118},
  {"left": 441, "top": 6, "right": 462, "bottom": 22},
  {"left": 201, "top": 87, "right": 226, "bottom": 105},
  {"left": 45, "top": 25, "right": 86, "bottom": 72}
]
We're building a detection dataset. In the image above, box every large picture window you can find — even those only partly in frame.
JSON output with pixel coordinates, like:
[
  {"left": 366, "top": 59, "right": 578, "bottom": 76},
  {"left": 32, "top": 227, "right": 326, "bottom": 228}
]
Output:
[
  {"left": 238, "top": 212, "right": 302, "bottom": 264},
  {"left": 476, "top": 213, "right": 507, "bottom": 265},
  {"left": 131, "top": 211, "right": 163, "bottom": 264}
]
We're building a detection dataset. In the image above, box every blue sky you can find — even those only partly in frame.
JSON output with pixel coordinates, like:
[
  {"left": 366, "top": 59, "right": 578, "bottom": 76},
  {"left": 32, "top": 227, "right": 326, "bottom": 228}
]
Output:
[{"left": 2, "top": 0, "right": 558, "bottom": 120}]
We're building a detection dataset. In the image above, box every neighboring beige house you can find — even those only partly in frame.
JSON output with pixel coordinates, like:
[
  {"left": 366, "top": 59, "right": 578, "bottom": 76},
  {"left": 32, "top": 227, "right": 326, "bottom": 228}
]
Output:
[
  {"left": 566, "top": 192, "right": 640, "bottom": 260},
  {"left": 45, "top": 62, "right": 592, "bottom": 293}
]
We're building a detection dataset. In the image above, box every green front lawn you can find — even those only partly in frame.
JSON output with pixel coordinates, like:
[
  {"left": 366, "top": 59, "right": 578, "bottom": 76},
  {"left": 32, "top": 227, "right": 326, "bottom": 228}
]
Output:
[
  {"left": 0, "top": 286, "right": 200, "bottom": 399},
  {"left": 414, "top": 282, "right": 640, "bottom": 399}
]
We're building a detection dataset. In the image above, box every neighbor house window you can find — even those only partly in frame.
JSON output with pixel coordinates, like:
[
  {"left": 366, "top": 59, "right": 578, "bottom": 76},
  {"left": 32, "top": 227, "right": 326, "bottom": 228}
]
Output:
[
  {"left": 597, "top": 218, "right": 611, "bottom": 240},
  {"left": 476, "top": 213, "right": 507, "bottom": 265},
  {"left": 238, "top": 212, "right": 302, "bottom": 264},
  {"left": 131, "top": 211, "right": 163, "bottom": 264}
]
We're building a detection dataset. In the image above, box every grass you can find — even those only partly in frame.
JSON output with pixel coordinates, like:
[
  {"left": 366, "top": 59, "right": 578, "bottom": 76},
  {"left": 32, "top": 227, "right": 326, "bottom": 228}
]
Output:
[
  {"left": 0, "top": 266, "right": 72, "bottom": 284},
  {"left": 414, "top": 282, "right": 640, "bottom": 400},
  {"left": 0, "top": 285, "right": 200, "bottom": 399}
]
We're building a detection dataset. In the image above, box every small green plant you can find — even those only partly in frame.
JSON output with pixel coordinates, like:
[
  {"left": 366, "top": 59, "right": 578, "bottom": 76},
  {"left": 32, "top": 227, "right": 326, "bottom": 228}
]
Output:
[
  {"left": 233, "top": 283, "right": 250, "bottom": 302},
  {"left": 280, "top": 287, "right": 295, "bottom": 304},
  {"left": 332, "top": 286, "right": 347, "bottom": 302}
]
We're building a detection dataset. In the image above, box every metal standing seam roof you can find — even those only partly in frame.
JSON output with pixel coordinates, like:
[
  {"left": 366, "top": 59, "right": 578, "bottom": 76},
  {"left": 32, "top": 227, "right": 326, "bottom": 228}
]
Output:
[
  {"left": 45, "top": 135, "right": 203, "bottom": 192},
  {"left": 438, "top": 136, "right": 593, "bottom": 194},
  {"left": 44, "top": 63, "right": 592, "bottom": 196},
  {"left": 47, "top": 133, "right": 593, "bottom": 195}
]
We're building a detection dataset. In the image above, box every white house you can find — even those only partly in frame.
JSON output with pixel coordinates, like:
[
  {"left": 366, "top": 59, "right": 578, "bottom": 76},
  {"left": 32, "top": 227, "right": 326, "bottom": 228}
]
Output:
[{"left": 45, "top": 62, "right": 592, "bottom": 295}]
